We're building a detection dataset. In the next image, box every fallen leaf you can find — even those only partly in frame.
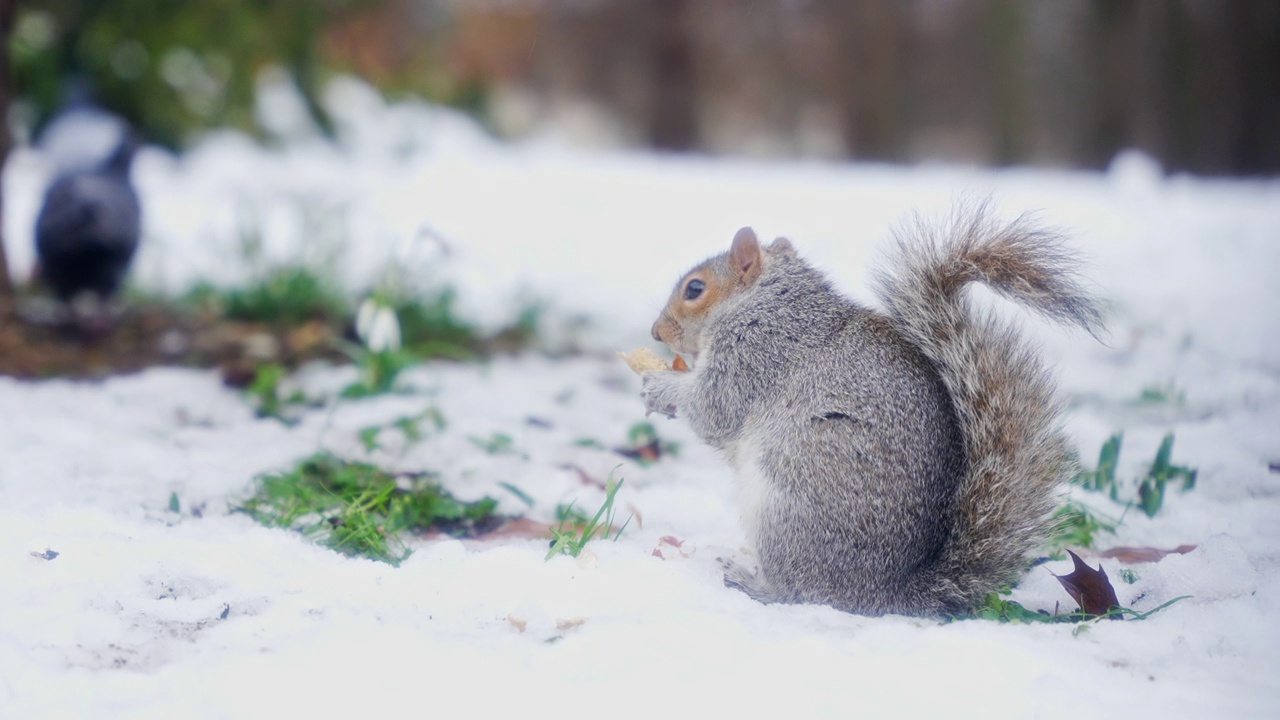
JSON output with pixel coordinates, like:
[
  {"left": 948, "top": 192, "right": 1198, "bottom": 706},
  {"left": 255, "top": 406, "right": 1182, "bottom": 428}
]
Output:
[
  {"left": 1099, "top": 545, "right": 1197, "bottom": 564},
  {"left": 1054, "top": 549, "right": 1121, "bottom": 618},
  {"left": 652, "top": 535, "right": 693, "bottom": 560}
]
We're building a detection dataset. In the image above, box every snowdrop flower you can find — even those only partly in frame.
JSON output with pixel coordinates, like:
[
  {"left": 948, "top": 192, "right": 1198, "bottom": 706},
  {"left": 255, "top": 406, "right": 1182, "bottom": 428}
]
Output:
[{"left": 355, "top": 298, "right": 401, "bottom": 352}]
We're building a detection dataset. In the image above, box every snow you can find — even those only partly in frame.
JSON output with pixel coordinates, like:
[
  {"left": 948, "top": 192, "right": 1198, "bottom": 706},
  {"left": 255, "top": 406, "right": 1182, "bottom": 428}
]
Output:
[{"left": 3, "top": 79, "right": 1280, "bottom": 718}]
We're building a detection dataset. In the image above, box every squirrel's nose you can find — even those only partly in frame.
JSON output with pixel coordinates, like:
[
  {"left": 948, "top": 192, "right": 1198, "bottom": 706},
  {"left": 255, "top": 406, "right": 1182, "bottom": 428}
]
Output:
[{"left": 651, "top": 321, "right": 662, "bottom": 343}]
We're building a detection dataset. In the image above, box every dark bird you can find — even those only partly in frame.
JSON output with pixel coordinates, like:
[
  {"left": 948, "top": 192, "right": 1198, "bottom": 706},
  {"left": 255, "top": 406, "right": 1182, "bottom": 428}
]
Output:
[{"left": 34, "top": 133, "right": 141, "bottom": 309}]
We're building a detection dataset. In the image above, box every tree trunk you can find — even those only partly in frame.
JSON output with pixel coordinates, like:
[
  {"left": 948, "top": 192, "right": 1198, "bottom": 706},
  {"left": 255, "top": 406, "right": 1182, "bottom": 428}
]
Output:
[
  {"left": 648, "top": 0, "right": 697, "bottom": 151},
  {"left": 0, "top": 0, "right": 17, "bottom": 301}
]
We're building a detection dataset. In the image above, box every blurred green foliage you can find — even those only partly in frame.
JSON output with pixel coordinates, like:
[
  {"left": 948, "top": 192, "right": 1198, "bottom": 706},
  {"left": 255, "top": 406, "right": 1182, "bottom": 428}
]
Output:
[
  {"left": 183, "top": 267, "right": 350, "bottom": 327},
  {"left": 10, "top": 0, "right": 375, "bottom": 147}
]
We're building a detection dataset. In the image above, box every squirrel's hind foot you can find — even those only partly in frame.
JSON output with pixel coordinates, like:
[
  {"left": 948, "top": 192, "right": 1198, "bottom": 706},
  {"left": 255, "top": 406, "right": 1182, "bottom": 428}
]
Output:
[{"left": 719, "top": 557, "right": 785, "bottom": 605}]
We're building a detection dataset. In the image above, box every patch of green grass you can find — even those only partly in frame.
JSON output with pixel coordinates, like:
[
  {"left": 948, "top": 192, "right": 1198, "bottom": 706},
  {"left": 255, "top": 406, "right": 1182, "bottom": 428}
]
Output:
[
  {"left": 1071, "top": 433, "right": 1123, "bottom": 497},
  {"left": 1070, "top": 432, "right": 1197, "bottom": 518},
  {"left": 1137, "top": 434, "right": 1198, "bottom": 518},
  {"left": 470, "top": 432, "right": 519, "bottom": 456},
  {"left": 1047, "top": 500, "right": 1120, "bottom": 558},
  {"left": 247, "top": 363, "right": 287, "bottom": 420},
  {"left": 374, "top": 288, "right": 549, "bottom": 360},
  {"left": 554, "top": 503, "right": 592, "bottom": 527},
  {"left": 244, "top": 362, "right": 315, "bottom": 423},
  {"left": 340, "top": 348, "right": 418, "bottom": 399},
  {"left": 392, "top": 289, "right": 484, "bottom": 360},
  {"left": 965, "top": 592, "right": 1189, "bottom": 625},
  {"left": 358, "top": 408, "right": 446, "bottom": 453},
  {"left": 236, "top": 452, "right": 502, "bottom": 565},
  {"left": 158, "top": 248, "right": 554, "bottom": 417},
  {"left": 1133, "top": 381, "right": 1186, "bottom": 406},
  {"left": 184, "top": 267, "right": 349, "bottom": 326},
  {"left": 546, "top": 472, "right": 630, "bottom": 560},
  {"left": 1119, "top": 568, "right": 1139, "bottom": 585},
  {"left": 970, "top": 593, "right": 1058, "bottom": 623}
]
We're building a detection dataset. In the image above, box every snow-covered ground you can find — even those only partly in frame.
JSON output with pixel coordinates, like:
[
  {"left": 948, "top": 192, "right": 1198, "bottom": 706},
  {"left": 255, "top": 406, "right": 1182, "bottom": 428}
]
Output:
[{"left": 2, "top": 79, "right": 1279, "bottom": 718}]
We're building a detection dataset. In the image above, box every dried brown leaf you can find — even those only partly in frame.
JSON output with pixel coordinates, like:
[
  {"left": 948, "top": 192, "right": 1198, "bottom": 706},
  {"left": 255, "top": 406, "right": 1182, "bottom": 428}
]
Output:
[
  {"left": 1099, "top": 545, "right": 1197, "bottom": 564},
  {"left": 1054, "top": 549, "right": 1121, "bottom": 618},
  {"left": 652, "top": 535, "right": 693, "bottom": 560}
]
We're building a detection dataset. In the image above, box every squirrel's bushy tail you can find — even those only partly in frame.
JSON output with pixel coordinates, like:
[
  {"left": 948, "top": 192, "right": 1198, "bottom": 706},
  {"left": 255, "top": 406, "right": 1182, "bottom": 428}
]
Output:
[{"left": 872, "top": 204, "right": 1104, "bottom": 614}]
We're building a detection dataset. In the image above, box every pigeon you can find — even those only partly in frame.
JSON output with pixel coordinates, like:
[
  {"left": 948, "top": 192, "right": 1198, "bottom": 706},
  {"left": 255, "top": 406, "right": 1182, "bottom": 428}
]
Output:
[
  {"left": 37, "top": 99, "right": 130, "bottom": 176},
  {"left": 34, "top": 132, "right": 141, "bottom": 305}
]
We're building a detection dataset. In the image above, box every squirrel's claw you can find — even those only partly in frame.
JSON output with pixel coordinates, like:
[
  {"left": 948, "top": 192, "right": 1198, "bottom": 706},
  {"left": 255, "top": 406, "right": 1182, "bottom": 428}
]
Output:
[
  {"left": 640, "top": 370, "right": 682, "bottom": 418},
  {"left": 642, "top": 400, "right": 678, "bottom": 419}
]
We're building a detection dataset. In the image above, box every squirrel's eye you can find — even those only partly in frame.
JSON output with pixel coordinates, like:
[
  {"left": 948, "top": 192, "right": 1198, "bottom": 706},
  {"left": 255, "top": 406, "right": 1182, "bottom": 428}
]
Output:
[{"left": 684, "top": 278, "right": 705, "bottom": 301}]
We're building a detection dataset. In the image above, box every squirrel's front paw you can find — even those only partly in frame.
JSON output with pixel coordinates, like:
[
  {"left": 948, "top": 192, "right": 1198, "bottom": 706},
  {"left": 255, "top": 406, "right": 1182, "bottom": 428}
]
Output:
[{"left": 640, "top": 370, "right": 683, "bottom": 418}]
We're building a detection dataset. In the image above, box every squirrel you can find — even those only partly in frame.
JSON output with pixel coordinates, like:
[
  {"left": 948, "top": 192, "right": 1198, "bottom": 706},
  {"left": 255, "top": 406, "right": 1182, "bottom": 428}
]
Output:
[{"left": 640, "top": 206, "right": 1103, "bottom": 617}]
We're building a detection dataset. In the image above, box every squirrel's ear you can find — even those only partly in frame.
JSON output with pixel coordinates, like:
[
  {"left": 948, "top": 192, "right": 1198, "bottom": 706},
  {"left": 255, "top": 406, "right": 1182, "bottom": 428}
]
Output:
[
  {"left": 729, "top": 227, "right": 764, "bottom": 285},
  {"left": 769, "top": 237, "right": 795, "bottom": 256}
]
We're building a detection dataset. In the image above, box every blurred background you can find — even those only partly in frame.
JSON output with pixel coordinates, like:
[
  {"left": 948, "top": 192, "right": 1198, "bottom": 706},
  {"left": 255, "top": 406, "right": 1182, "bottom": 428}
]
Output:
[
  {"left": 6, "top": 0, "right": 1278, "bottom": 172},
  {"left": 1, "top": 0, "right": 1277, "bottom": 380}
]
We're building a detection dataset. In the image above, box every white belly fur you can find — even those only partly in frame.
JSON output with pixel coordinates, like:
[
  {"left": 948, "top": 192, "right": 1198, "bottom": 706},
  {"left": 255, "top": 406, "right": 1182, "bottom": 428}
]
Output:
[{"left": 727, "top": 438, "right": 772, "bottom": 549}]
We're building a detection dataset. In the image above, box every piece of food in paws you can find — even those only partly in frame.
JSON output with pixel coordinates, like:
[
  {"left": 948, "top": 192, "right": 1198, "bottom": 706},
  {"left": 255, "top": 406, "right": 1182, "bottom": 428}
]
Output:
[
  {"left": 617, "top": 347, "right": 689, "bottom": 374},
  {"left": 617, "top": 347, "right": 669, "bottom": 374}
]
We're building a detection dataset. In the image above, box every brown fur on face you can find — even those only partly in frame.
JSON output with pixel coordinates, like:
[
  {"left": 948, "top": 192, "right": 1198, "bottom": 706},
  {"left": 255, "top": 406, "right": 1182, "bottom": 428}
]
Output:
[
  {"left": 652, "top": 228, "right": 785, "bottom": 358},
  {"left": 651, "top": 264, "right": 730, "bottom": 354}
]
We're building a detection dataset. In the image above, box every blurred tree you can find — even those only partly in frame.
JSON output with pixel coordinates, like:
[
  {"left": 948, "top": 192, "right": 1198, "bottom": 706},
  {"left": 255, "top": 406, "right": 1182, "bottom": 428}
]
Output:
[
  {"left": 648, "top": 0, "right": 696, "bottom": 151},
  {"left": 499, "top": 0, "right": 1280, "bottom": 175},
  {"left": 1, "top": 0, "right": 16, "bottom": 298},
  {"left": 9, "top": 0, "right": 386, "bottom": 148}
]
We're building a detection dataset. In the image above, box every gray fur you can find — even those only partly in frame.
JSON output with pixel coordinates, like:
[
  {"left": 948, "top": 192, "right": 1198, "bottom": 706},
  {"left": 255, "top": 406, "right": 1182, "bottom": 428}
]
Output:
[{"left": 642, "top": 207, "right": 1101, "bottom": 616}]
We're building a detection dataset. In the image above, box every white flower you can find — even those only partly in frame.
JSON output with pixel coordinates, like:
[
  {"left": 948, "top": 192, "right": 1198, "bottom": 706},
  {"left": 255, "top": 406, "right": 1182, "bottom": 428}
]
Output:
[{"left": 356, "top": 298, "right": 401, "bottom": 352}]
